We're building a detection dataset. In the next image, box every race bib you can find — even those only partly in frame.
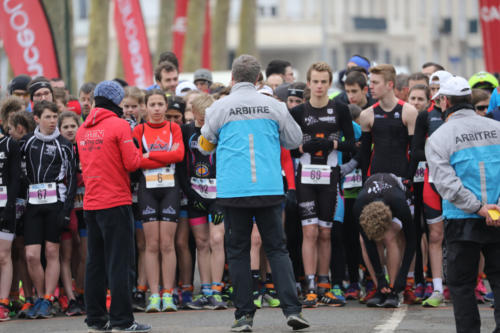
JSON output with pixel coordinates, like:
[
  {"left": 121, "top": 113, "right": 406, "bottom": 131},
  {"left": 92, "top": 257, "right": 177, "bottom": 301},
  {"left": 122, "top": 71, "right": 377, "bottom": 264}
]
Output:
[
  {"left": 0, "top": 186, "right": 7, "bottom": 207},
  {"left": 15, "top": 198, "right": 26, "bottom": 220},
  {"left": 301, "top": 164, "right": 331, "bottom": 185},
  {"left": 74, "top": 187, "right": 85, "bottom": 209},
  {"left": 343, "top": 169, "right": 362, "bottom": 189},
  {"left": 191, "top": 177, "right": 216, "bottom": 199},
  {"left": 28, "top": 183, "right": 57, "bottom": 205},
  {"left": 143, "top": 166, "right": 175, "bottom": 188},
  {"left": 413, "top": 161, "right": 426, "bottom": 183}
]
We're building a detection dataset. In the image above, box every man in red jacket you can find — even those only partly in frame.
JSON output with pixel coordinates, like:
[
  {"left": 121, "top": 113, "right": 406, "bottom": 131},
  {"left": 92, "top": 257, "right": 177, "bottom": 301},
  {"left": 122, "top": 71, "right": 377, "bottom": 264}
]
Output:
[{"left": 76, "top": 81, "right": 150, "bottom": 333}]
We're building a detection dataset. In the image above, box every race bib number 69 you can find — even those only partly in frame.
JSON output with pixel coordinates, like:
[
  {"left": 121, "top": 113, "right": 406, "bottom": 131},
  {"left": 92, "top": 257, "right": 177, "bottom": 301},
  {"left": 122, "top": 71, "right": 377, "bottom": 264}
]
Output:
[{"left": 301, "top": 164, "right": 331, "bottom": 185}]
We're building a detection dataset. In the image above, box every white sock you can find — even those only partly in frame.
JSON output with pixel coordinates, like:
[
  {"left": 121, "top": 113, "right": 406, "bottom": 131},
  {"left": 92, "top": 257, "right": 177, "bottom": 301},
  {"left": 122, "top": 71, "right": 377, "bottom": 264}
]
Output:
[
  {"left": 433, "top": 278, "right": 443, "bottom": 293},
  {"left": 407, "top": 272, "right": 415, "bottom": 278}
]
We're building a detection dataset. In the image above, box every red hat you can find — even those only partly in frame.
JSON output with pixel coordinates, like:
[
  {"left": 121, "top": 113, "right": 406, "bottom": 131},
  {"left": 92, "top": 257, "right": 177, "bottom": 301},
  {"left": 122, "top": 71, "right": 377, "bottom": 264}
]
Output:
[{"left": 67, "top": 100, "right": 82, "bottom": 115}]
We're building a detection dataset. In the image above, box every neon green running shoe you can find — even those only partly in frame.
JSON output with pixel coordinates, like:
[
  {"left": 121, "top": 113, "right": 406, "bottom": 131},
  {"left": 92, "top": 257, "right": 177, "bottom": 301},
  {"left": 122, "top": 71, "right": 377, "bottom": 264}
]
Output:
[
  {"left": 161, "top": 293, "right": 178, "bottom": 312},
  {"left": 145, "top": 294, "right": 161, "bottom": 313},
  {"left": 422, "top": 291, "right": 444, "bottom": 307}
]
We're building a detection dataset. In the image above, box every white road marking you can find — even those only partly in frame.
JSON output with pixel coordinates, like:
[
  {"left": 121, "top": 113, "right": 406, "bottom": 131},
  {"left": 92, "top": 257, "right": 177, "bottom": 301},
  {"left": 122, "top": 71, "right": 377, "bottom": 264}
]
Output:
[{"left": 373, "top": 306, "right": 408, "bottom": 332}]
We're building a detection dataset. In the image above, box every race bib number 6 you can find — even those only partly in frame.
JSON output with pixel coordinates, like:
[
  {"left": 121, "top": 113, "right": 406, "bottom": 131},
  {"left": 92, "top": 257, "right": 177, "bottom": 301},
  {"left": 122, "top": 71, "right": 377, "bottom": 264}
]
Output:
[
  {"left": 191, "top": 178, "right": 216, "bottom": 199},
  {"left": 28, "top": 183, "right": 57, "bottom": 205},
  {"left": 301, "top": 164, "right": 331, "bottom": 185},
  {"left": 144, "top": 166, "right": 175, "bottom": 188}
]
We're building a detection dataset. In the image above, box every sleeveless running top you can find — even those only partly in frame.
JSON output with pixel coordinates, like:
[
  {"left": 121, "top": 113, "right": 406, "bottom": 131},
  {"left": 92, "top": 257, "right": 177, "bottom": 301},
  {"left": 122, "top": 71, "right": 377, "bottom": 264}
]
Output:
[
  {"left": 182, "top": 122, "right": 216, "bottom": 179},
  {"left": 369, "top": 100, "right": 409, "bottom": 178}
]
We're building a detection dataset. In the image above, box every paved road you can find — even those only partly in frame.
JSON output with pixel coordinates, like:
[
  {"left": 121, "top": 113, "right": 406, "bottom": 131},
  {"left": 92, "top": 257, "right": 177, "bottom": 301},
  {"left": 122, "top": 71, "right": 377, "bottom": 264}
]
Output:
[{"left": 0, "top": 302, "right": 496, "bottom": 333}]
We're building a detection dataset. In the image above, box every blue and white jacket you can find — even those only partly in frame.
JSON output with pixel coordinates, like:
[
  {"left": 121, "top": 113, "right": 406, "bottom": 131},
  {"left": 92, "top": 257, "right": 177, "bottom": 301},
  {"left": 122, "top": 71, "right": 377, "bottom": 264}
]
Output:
[
  {"left": 200, "top": 82, "right": 302, "bottom": 200},
  {"left": 425, "top": 107, "right": 500, "bottom": 219}
]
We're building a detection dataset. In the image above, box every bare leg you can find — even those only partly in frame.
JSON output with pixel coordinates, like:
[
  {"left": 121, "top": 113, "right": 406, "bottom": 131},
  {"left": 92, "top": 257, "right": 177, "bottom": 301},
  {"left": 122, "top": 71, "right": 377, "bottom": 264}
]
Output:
[{"left": 143, "top": 222, "right": 160, "bottom": 294}]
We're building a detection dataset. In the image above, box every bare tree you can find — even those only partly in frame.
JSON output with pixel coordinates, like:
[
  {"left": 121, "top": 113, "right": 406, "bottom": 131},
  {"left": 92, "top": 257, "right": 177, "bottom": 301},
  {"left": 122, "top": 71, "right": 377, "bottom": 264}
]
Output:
[
  {"left": 183, "top": 0, "right": 206, "bottom": 72},
  {"left": 237, "top": 0, "right": 257, "bottom": 57},
  {"left": 85, "top": 0, "right": 109, "bottom": 83},
  {"left": 155, "top": 0, "right": 176, "bottom": 64},
  {"left": 42, "top": 0, "right": 77, "bottom": 92},
  {"left": 211, "top": 0, "right": 230, "bottom": 70}
]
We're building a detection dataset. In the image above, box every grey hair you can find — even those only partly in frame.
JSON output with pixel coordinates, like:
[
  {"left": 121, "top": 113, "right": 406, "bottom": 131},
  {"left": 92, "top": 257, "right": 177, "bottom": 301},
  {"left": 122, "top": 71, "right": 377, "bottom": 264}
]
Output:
[{"left": 232, "top": 55, "right": 261, "bottom": 84}]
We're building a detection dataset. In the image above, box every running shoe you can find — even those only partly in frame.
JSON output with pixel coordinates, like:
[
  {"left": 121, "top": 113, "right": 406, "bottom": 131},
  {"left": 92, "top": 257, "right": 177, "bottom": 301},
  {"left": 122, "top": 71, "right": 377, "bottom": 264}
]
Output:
[
  {"left": 76, "top": 294, "right": 86, "bottom": 313},
  {"left": 484, "top": 292, "right": 494, "bottom": 302},
  {"left": 423, "top": 282, "right": 434, "bottom": 299},
  {"left": 36, "top": 299, "right": 54, "bottom": 318},
  {"left": 132, "top": 291, "right": 146, "bottom": 312},
  {"left": 222, "top": 285, "right": 233, "bottom": 305},
  {"left": 331, "top": 284, "right": 346, "bottom": 305},
  {"left": 263, "top": 284, "right": 280, "bottom": 308},
  {"left": 87, "top": 321, "right": 112, "bottom": 333},
  {"left": 59, "top": 295, "right": 69, "bottom": 312},
  {"left": 345, "top": 283, "right": 361, "bottom": 300},
  {"left": 301, "top": 291, "right": 317, "bottom": 308},
  {"left": 286, "top": 313, "right": 310, "bottom": 331},
  {"left": 422, "top": 291, "right": 444, "bottom": 307},
  {"left": 111, "top": 321, "right": 151, "bottom": 332},
  {"left": 231, "top": 314, "right": 253, "bottom": 332},
  {"left": 476, "top": 278, "right": 487, "bottom": 295},
  {"left": 414, "top": 283, "right": 425, "bottom": 300},
  {"left": 403, "top": 285, "right": 419, "bottom": 305},
  {"left": 252, "top": 291, "right": 262, "bottom": 309},
  {"left": 145, "top": 294, "right": 161, "bottom": 313},
  {"left": 161, "top": 293, "right": 177, "bottom": 312},
  {"left": 181, "top": 289, "right": 193, "bottom": 308},
  {"left": 66, "top": 299, "right": 83, "bottom": 316},
  {"left": 475, "top": 289, "right": 485, "bottom": 304},
  {"left": 26, "top": 298, "right": 43, "bottom": 319},
  {"left": 360, "top": 288, "right": 377, "bottom": 304},
  {"left": 366, "top": 291, "right": 386, "bottom": 307},
  {"left": 0, "top": 304, "right": 10, "bottom": 322},
  {"left": 207, "top": 293, "right": 228, "bottom": 310},
  {"left": 382, "top": 291, "right": 400, "bottom": 308},
  {"left": 186, "top": 295, "right": 209, "bottom": 310},
  {"left": 18, "top": 298, "right": 34, "bottom": 318}
]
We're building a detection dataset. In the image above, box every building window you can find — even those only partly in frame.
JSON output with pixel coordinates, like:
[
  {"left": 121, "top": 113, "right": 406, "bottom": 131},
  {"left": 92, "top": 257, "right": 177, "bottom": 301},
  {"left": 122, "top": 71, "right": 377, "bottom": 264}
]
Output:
[
  {"left": 440, "top": 18, "right": 452, "bottom": 34},
  {"left": 258, "top": 0, "right": 279, "bottom": 18},
  {"left": 353, "top": 17, "right": 387, "bottom": 31},
  {"left": 469, "top": 19, "right": 478, "bottom": 34},
  {"left": 78, "top": 0, "right": 88, "bottom": 19}
]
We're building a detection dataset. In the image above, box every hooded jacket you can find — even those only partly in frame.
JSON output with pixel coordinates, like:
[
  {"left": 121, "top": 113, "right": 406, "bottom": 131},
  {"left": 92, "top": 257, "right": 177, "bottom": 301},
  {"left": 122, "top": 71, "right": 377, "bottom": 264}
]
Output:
[{"left": 76, "top": 107, "right": 141, "bottom": 210}]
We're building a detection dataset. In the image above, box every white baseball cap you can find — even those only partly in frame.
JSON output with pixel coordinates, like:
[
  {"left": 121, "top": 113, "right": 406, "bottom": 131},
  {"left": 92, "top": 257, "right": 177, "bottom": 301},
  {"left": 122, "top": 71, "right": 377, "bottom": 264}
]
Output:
[
  {"left": 431, "top": 75, "right": 471, "bottom": 100},
  {"left": 175, "top": 81, "right": 198, "bottom": 97},
  {"left": 258, "top": 85, "right": 274, "bottom": 97},
  {"left": 429, "top": 70, "right": 452, "bottom": 86}
]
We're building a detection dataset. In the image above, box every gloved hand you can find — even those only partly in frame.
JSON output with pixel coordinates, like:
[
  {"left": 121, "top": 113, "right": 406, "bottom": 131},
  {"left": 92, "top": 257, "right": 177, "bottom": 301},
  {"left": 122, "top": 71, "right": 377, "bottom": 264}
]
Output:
[
  {"left": 188, "top": 188, "right": 208, "bottom": 211},
  {"left": 340, "top": 159, "right": 359, "bottom": 178},
  {"left": 210, "top": 204, "right": 224, "bottom": 225},
  {"left": 302, "top": 138, "right": 333, "bottom": 154},
  {"left": 57, "top": 211, "right": 71, "bottom": 232},
  {"left": 285, "top": 189, "right": 297, "bottom": 211}
]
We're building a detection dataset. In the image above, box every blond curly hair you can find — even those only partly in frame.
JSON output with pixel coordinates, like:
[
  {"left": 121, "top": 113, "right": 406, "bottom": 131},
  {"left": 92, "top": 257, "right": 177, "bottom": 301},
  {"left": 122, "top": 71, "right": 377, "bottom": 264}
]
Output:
[{"left": 359, "top": 201, "right": 392, "bottom": 241}]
